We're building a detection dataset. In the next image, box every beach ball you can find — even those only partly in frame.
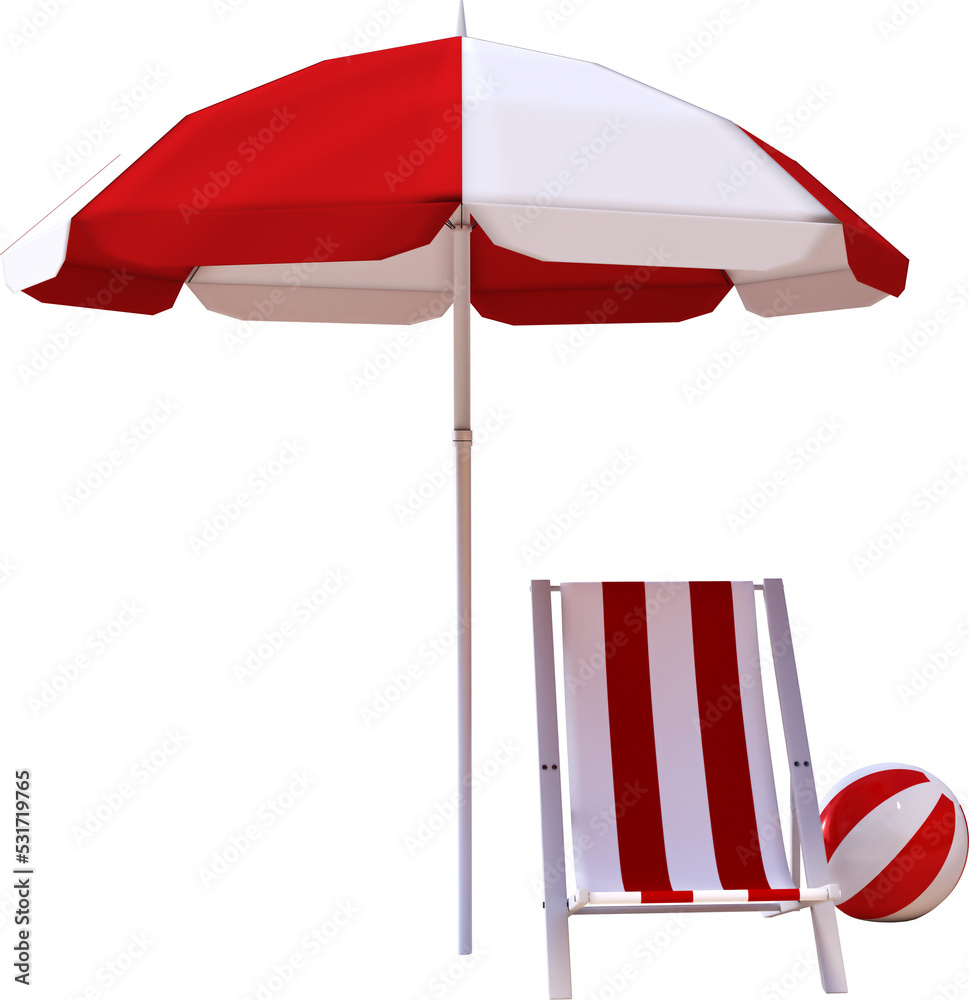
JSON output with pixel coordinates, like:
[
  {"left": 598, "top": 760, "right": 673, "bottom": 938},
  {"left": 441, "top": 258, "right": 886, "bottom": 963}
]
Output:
[{"left": 820, "top": 763, "right": 967, "bottom": 921}]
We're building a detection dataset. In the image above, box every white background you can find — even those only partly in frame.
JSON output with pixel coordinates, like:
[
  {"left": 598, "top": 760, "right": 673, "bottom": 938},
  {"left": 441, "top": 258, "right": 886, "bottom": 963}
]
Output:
[{"left": 1, "top": 1, "right": 967, "bottom": 998}]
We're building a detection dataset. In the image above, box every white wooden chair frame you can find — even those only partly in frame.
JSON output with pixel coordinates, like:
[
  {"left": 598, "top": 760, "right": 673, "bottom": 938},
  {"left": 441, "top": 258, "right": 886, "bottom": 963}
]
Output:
[{"left": 531, "top": 578, "right": 847, "bottom": 998}]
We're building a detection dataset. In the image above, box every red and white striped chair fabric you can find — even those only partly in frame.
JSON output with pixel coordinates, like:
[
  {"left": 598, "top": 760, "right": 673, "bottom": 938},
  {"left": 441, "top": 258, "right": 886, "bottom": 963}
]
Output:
[
  {"left": 531, "top": 579, "right": 847, "bottom": 998},
  {"left": 562, "top": 580, "right": 814, "bottom": 906}
]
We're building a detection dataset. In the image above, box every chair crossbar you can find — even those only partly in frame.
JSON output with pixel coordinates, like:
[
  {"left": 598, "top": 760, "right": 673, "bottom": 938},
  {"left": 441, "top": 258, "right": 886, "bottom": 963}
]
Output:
[{"left": 570, "top": 885, "right": 840, "bottom": 913}]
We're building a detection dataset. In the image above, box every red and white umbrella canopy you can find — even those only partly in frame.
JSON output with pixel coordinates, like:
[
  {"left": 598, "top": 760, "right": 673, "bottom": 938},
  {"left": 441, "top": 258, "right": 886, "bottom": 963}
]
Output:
[{"left": 2, "top": 34, "right": 906, "bottom": 322}]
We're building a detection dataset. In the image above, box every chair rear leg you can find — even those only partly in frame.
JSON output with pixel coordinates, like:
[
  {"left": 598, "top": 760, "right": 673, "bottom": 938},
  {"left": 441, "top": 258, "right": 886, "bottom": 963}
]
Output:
[
  {"left": 810, "top": 900, "right": 847, "bottom": 993},
  {"left": 545, "top": 894, "right": 572, "bottom": 999},
  {"left": 532, "top": 580, "right": 573, "bottom": 998}
]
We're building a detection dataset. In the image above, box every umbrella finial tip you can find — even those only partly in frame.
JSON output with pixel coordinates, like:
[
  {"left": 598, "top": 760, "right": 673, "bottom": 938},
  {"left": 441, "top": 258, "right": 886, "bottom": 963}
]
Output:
[{"left": 456, "top": 0, "right": 467, "bottom": 36}]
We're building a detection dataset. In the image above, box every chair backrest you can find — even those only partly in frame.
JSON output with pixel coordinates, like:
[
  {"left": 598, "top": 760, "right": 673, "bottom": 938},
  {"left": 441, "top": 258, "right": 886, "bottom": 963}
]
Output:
[{"left": 560, "top": 580, "right": 795, "bottom": 895}]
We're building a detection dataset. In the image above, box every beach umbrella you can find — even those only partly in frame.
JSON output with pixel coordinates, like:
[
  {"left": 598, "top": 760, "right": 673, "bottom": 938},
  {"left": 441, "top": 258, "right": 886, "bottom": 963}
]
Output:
[{"left": 1, "top": 5, "right": 907, "bottom": 955}]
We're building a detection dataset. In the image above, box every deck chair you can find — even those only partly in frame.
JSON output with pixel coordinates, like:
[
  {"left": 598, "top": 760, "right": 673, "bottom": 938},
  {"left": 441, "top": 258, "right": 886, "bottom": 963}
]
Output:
[{"left": 531, "top": 579, "right": 847, "bottom": 997}]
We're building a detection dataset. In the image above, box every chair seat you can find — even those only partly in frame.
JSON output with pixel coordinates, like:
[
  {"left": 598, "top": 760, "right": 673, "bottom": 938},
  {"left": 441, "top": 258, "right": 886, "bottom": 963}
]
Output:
[{"left": 571, "top": 885, "right": 840, "bottom": 910}]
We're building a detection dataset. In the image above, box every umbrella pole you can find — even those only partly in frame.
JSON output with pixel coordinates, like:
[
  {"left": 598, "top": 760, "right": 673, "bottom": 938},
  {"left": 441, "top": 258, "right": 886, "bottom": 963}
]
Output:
[{"left": 452, "top": 218, "right": 473, "bottom": 955}]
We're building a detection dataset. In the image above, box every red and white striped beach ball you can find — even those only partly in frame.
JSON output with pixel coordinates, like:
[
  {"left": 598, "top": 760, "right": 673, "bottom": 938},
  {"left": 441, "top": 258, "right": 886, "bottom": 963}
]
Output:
[{"left": 820, "top": 763, "right": 967, "bottom": 921}]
